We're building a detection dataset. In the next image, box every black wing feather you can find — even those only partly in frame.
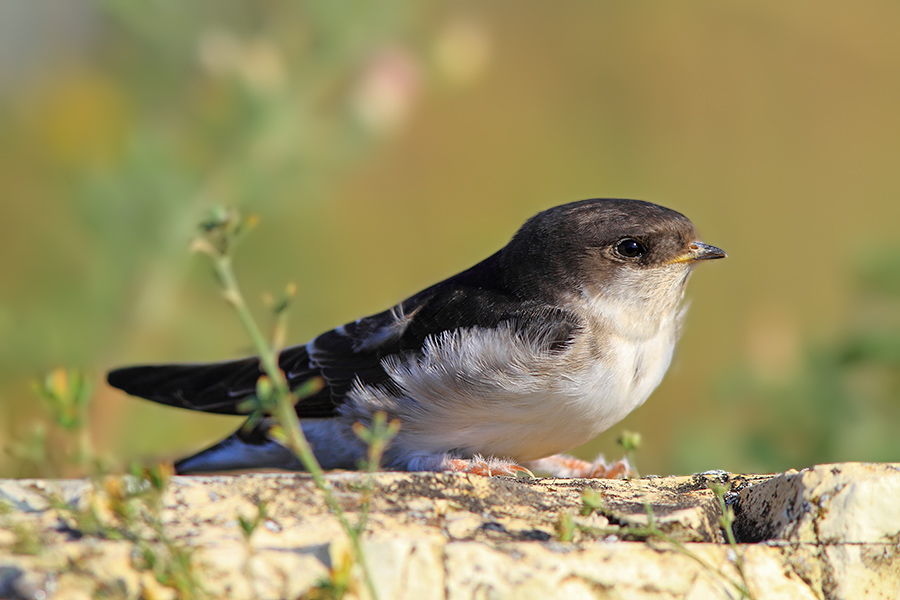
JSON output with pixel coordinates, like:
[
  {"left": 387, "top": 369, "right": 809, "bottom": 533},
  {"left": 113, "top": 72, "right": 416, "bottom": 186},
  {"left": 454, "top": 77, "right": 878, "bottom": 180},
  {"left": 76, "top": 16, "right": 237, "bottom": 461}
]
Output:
[
  {"left": 107, "top": 251, "right": 581, "bottom": 419},
  {"left": 107, "top": 345, "right": 336, "bottom": 417},
  {"left": 107, "top": 357, "right": 263, "bottom": 415}
]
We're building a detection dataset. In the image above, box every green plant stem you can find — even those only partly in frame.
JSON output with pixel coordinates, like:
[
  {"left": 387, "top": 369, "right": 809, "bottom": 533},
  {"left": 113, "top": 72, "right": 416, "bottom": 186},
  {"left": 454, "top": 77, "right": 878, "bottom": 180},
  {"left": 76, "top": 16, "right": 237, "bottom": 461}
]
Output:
[
  {"left": 645, "top": 505, "right": 752, "bottom": 600},
  {"left": 211, "top": 253, "right": 380, "bottom": 600},
  {"left": 77, "top": 425, "right": 93, "bottom": 469},
  {"left": 714, "top": 487, "right": 751, "bottom": 598}
]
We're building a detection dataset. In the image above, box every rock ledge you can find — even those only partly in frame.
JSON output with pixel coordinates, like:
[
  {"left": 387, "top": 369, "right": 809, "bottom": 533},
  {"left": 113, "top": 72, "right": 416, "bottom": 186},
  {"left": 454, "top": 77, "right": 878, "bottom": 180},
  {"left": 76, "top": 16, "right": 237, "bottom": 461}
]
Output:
[{"left": 1, "top": 462, "right": 898, "bottom": 599}]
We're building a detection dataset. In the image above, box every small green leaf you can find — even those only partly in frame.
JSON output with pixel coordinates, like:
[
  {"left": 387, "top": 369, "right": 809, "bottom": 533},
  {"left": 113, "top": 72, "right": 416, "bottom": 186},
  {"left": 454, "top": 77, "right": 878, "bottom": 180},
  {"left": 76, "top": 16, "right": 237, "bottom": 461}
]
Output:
[{"left": 580, "top": 488, "right": 605, "bottom": 516}]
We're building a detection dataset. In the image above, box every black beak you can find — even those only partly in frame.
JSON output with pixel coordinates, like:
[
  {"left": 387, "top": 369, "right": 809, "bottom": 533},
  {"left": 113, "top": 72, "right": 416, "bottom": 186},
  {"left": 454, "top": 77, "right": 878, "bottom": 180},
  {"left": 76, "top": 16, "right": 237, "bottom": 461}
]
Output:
[
  {"left": 667, "top": 242, "right": 727, "bottom": 265},
  {"left": 689, "top": 242, "right": 727, "bottom": 261}
]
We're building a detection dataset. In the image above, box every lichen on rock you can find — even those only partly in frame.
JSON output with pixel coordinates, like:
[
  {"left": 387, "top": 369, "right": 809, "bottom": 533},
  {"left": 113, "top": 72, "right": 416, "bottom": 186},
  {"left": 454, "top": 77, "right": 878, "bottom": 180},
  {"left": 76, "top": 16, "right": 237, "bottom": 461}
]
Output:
[{"left": 0, "top": 462, "right": 897, "bottom": 599}]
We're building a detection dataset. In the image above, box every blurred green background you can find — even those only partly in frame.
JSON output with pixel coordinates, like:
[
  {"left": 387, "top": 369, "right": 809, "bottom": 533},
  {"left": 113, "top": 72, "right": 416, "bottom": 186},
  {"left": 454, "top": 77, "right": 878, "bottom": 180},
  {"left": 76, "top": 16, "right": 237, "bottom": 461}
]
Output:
[{"left": 1, "top": 1, "right": 898, "bottom": 478}]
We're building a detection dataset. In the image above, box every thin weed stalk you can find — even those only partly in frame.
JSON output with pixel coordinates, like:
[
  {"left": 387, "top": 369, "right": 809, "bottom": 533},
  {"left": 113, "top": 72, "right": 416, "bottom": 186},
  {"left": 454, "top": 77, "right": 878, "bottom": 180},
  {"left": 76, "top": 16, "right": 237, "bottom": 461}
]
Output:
[
  {"left": 572, "top": 488, "right": 753, "bottom": 600},
  {"left": 193, "top": 208, "right": 381, "bottom": 600},
  {"left": 644, "top": 503, "right": 752, "bottom": 599},
  {"left": 711, "top": 483, "right": 752, "bottom": 598}
]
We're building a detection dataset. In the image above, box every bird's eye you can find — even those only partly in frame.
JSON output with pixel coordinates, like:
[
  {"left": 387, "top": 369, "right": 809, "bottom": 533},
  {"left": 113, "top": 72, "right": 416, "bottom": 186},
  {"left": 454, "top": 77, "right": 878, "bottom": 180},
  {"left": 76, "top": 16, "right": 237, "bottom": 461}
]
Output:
[{"left": 614, "top": 238, "right": 646, "bottom": 259}]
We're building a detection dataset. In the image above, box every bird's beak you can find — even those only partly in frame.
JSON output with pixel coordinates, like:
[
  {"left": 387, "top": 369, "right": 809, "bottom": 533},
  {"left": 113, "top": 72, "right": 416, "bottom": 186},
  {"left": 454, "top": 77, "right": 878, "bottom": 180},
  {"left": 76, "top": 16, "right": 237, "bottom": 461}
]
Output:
[{"left": 667, "top": 242, "right": 727, "bottom": 264}]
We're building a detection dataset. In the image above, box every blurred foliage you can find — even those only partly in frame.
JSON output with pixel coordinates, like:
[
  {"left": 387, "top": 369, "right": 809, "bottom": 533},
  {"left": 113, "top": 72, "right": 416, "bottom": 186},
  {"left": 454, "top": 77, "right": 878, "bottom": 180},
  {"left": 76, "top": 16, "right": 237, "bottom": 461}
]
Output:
[
  {"left": 1, "top": 2, "right": 899, "bottom": 477},
  {"left": 692, "top": 247, "right": 900, "bottom": 473},
  {"left": 2, "top": 0, "right": 428, "bottom": 371},
  {"left": 1, "top": 0, "right": 435, "bottom": 475}
]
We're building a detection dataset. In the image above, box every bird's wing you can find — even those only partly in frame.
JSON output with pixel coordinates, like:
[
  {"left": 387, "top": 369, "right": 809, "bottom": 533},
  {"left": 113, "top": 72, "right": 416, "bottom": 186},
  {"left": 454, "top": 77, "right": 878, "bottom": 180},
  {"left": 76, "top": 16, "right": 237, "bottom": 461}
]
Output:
[
  {"left": 105, "top": 301, "right": 428, "bottom": 418},
  {"left": 302, "top": 281, "right": 583, "bottom": 414},
  {"left": 107, "top": 255, "right": 581, "bottom": 419},
  {"left": 106, "top": 346, "right": 334, "bottom": 417},
  {"left": 107, "top": 355, "right": 268, "bottom": 415}
]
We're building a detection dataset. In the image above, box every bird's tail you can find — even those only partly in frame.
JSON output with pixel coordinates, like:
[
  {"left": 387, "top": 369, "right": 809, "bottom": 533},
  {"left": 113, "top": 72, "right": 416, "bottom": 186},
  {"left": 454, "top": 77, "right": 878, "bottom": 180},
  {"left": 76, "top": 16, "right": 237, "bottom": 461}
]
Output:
[
  {"left": 106, "top": 345, "right": 318, "bottom": 415},
  {"left": 173, "top": 421, "right": 301, "bottom": 474},
  {"left": 107, "top": 356, "right": 264, "bottom": 415}
]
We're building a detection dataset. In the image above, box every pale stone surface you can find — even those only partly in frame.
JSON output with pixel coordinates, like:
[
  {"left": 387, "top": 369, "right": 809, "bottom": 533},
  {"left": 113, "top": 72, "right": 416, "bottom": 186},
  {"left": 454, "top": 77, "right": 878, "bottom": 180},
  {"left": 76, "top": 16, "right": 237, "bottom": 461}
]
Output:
[
  {"left": 733, "top": 462, "right": 900, "bottom": 544},
  {"left": 733, "top": 462, "right": 900, "bottom": 600},
  {"left": 0, "top": 462, "right": 897, "bottom": 599}
]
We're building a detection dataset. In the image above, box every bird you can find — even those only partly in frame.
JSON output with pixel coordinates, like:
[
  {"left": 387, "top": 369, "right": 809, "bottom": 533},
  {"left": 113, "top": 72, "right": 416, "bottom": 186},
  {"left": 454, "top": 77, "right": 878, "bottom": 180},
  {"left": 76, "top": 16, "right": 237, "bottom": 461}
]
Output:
[{"left": 108, "top": 198, "right": 725, "bottom": 478}]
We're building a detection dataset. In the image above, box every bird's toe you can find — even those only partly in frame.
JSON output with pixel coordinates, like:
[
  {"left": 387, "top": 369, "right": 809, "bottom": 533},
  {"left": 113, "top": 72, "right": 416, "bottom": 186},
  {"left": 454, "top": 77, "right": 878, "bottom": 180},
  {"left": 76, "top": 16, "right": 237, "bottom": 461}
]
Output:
[
  {"left": 525, "top": 454, "right": 633, "bottom": 479},
  {"left": 443, "top": 455, "right": 534, "bottom": 478}
]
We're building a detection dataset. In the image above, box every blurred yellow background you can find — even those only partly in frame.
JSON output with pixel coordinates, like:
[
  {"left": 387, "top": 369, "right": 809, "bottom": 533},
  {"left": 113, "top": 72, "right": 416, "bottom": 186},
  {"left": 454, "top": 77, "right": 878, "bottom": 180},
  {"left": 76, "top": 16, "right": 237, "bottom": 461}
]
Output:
[{"left": 1, "top": 1, "right": 898, "bottom": 478}]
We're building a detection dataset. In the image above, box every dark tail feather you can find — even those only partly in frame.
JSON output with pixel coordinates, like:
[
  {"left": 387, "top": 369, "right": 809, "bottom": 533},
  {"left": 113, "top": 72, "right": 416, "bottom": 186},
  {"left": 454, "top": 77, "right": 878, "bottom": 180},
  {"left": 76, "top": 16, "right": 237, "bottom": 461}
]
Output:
[
  {"left": 107, "top": 356, "right": 264, "bottom": 415},
  {"left": 107, "top": 346, "right": 336, "bottom": 418},
  {"left": 107, "top": 344, "right": 319, "bottom": 416},
  {"left": 173, "top": 422, "right": 301, "bottom": 474}
]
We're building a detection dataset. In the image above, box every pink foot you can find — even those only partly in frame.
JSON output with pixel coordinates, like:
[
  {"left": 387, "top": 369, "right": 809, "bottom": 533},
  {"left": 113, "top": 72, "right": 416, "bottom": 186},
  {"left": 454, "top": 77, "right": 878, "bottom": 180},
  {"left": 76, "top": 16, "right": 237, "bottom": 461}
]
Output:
[
  {"left": 525, "top": 454, "right": 632, "bottom": 479},
  {"left": 443, "top": 455, "right": 534, "bottom": 477}
]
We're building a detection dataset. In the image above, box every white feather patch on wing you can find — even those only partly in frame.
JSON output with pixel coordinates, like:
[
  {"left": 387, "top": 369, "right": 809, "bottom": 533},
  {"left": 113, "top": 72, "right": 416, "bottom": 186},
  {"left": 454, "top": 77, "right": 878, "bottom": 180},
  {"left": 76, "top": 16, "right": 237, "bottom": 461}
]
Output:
[{"left": 352, "top": 304, "right": 422, "bottom": 352}]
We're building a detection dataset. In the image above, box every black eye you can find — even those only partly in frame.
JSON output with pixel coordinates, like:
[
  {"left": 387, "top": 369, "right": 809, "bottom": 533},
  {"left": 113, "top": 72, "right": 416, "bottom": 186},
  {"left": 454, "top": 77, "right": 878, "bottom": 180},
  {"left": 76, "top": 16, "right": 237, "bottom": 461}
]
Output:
[{"left": 614, "top": 237, "right": 646, "bottom": 259}]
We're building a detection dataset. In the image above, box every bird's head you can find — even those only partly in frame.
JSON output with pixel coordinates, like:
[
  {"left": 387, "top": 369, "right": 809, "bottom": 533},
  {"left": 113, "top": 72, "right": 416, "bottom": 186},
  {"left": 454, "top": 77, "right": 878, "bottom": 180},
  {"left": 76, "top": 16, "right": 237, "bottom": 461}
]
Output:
[{"left": 503, "top": 199, "right": 725, "bottom": 327}]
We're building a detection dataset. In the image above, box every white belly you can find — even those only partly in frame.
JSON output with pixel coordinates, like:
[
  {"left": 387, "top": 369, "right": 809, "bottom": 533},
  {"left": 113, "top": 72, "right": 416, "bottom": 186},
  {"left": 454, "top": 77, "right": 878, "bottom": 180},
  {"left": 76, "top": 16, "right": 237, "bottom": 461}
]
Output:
[
  {"left": 567, "top": 330, "right": 676, "bottom": 447},
  {"left": 345, "top": 322, "right": 677, "bottom": 462}
]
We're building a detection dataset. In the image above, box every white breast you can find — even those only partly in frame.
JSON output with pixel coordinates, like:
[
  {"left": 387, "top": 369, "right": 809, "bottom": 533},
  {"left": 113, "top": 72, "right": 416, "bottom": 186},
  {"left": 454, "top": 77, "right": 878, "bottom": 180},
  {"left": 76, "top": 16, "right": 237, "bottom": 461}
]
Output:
[
  {"left": 568, "top": 325, "right": 676, "bottom": 443},
  {"left": 343, "top": 313, "right": 678, "bottom": 463}
]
